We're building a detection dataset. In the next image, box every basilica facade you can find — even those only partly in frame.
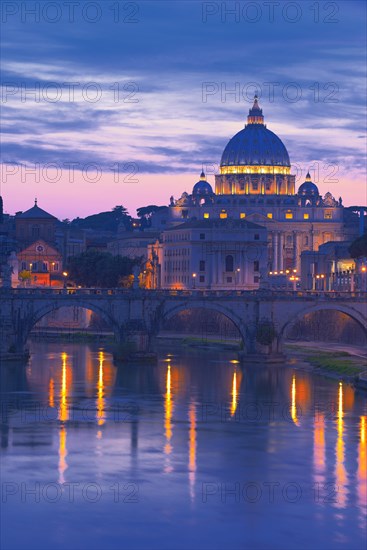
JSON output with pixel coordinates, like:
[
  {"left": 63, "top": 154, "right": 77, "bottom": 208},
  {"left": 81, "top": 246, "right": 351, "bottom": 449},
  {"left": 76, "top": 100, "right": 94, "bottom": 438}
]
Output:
[{"left": 148, "top": 96, "right": 350, "bottom": 290}]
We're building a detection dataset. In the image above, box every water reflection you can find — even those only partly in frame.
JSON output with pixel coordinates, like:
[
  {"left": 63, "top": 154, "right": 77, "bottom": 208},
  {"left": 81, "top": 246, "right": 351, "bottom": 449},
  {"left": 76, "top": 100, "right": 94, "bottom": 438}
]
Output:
[
  {"left": 2, "top": 342, "right": 366, "bottom": 550},
  {"left": 291, "top": 373, "right": 299, "bottom": 426},
  {"left": 58, "top": 425, "right": 67, "bottom": 484},
  {"left": 48, "top": 378, "right": 55, "bottom": 408},
  {"left": 97, "top": 351, "right": 105, "bottom": 432},
  {"left": 230, "top": 370, "right": 238, "bottom": 417},
  {"left": 58, "top": 352, "right": 70, "bottom": 483},
  {"left": 313, "top": 412, "right": 325, "bottom": 484},
  {"left": 59, "top": 352, "right": 70, "bottom": 422},
  {"left": 188, "top": 402, "right": 196, "bottom": 501},
  {"left": 334, "top": 382, "right": 347, "bottom": 509},
  {"left": 164, "top": 363, "right": 173, "bottom": 473},
  {"left": 358, "top": 415, "right": 366, "bottom": 522}
]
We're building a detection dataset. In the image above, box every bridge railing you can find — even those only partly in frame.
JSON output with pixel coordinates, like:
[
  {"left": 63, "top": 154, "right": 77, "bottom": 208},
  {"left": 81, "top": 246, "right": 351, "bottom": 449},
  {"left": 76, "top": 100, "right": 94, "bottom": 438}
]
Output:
[{"left": 2, "top": 287, "right": 367, "bottom": 300}]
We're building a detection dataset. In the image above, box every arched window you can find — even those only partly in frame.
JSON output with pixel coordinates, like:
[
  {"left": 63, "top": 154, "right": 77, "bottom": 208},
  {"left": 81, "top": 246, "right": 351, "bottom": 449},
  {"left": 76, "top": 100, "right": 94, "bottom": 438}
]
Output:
[{"left": 225, "top": 255, "right": 234, "bottom": 272}]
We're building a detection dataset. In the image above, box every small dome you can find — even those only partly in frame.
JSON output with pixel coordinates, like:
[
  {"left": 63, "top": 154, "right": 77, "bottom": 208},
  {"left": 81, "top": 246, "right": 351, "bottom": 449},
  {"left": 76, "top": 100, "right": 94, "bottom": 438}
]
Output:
[
  {"left": 298, "top": 172, "right": 319, "bottom": 196},
  {"left": 192, "top": 171, "right": 214, "bottom": 195}
]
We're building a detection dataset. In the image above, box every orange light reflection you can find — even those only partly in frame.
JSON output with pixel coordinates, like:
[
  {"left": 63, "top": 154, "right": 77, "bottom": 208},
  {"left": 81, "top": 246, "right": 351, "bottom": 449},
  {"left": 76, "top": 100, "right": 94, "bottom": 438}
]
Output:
[
  {"left": 188, "top": 402, "right": 197, "bottom": 501},
  {"left": 334, "top": 382, "right": 347, "bottom": 509}
]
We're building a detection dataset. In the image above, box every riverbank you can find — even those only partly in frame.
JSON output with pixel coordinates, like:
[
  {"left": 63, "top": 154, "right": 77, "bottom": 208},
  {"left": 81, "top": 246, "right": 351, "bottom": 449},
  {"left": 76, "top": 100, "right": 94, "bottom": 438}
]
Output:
[
  {"left": 285, "top": 341, "right": 367, "bottom": 384},
  {"left": 157, "top": 332, "right": 241, "bottom": 350}
]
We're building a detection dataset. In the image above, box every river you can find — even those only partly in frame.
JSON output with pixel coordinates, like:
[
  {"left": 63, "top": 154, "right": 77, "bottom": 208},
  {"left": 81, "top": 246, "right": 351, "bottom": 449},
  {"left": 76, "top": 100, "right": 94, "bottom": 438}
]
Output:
[{"left": 1, "top": 341, "right": 366, "bottom": 550}]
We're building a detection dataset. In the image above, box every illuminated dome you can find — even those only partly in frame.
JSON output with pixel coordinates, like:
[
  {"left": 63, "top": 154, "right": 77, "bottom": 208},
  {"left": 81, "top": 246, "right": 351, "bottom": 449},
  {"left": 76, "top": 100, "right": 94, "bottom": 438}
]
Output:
[
  {"left": 298, "top": 172, "right": 319, "bottom": 196},
  {"left": 192, "top": 171, "right": 214, "bottom": 195},
  {"left": 220, "top": 96, "right": 291, "bottom": 174}
]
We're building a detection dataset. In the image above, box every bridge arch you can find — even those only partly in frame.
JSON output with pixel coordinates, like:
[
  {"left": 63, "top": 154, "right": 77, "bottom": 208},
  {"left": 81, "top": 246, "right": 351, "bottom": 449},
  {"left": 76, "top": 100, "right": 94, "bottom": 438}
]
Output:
[
  {"left": 279, "top": 303, "right": 367, "bottom": 345},
  {"left": 160, "top": 301, "right": 253, "bottom": 351},
  {"left": 19, "top": 300, "right": 121, "bottom": 347}
]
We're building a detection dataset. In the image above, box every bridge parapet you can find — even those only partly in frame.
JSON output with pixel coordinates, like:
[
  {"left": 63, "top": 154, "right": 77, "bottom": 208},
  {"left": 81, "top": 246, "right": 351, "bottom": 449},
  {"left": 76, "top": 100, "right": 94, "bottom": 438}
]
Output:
[{"left": 2, "top": 288, "right": 367, "bottom": 301}]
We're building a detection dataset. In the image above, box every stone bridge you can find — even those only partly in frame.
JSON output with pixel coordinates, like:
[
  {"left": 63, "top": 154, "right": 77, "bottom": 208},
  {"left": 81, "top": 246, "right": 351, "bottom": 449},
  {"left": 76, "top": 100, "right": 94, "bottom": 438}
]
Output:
[{"left": 0, "top": 288, "right": 366, "bottom": 361}]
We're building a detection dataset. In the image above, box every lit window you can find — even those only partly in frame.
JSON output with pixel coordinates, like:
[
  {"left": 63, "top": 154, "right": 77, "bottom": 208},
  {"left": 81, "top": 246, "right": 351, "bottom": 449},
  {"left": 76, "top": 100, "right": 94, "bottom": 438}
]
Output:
[
  {"left": 324, "top": 211, "right": 332, "bottom": 219},
  {"left": 303, "top": 213, "right": 309, "bottom": 220},
  {"left": 240, "top": 213, "right": 246, "bottom": 219},
  {"left": 267, "top": 213, "right": 273, "bottom": 219},
  {"left": 285, "top": 211, "right": 293, "bottom": 219},
  {"left": 203, "top": 212, "right": 209, "bottom": 219},
  {"left": 220, "top": 210, "right": 227, "bottom": 219}
]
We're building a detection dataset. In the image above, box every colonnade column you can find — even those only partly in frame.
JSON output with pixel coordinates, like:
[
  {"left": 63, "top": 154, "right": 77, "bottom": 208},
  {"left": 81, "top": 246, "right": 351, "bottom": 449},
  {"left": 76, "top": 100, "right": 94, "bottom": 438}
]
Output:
[
  {"left": 293, "top": 231, "right": 299, "bottom": 272},
  {"left": 272, "top": 232, "right": 278, "bottom": 271},
  {"left": 278, "top": 233, "right": 284, "bottom": 271},
  {"left": 216, "top": 251, "right": 221, "bottom": 285}
]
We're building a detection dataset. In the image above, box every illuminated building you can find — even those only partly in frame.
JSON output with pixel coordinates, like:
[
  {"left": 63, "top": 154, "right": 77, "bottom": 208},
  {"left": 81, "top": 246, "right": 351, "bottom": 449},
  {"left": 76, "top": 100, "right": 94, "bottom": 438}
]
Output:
[
  {"left": 17, "top": 239, "right": 63, "bottom": 287},
  {"left": 151, "top": 96, "right": 358, "bottom": 285}
]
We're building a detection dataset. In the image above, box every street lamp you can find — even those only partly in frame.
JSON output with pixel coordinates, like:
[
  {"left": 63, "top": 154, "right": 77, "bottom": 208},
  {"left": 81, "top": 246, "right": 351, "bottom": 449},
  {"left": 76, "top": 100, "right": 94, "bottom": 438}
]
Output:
[
  {"left": 192, "top": 272, "right": 196, "bottom": 289},
  {"left": 63, "top": 271, "right": 68, "bottom": 288},
  {"left": 235, "top": 268, "right": 240, "bottom": 289},
  {"left": 361, "top": 265, "right": 367, "bottom": 291},
  {"left": 289, "top": 275, "right": 299, "bottom": 291}
]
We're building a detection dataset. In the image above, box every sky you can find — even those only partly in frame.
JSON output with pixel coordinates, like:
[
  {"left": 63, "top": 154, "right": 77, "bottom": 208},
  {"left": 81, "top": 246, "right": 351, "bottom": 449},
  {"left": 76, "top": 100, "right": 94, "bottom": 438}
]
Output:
[{"left": 1, "top": 0, "right": 366, "bottom": 219}]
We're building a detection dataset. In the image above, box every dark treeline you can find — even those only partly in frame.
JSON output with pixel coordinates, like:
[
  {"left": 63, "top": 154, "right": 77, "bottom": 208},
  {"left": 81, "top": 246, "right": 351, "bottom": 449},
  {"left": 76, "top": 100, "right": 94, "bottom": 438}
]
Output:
[
  {"left": 162, "top": 309, "right": 241, "bottom": 339},
  {"left": 287, "top": 311, "right": 367, "bottom": 345},
  {"left": 67, "top": 249, "right": 139, "bottom": 287},
  {"left": 162, "top": 309, "right": 366, "bottom": 346}
]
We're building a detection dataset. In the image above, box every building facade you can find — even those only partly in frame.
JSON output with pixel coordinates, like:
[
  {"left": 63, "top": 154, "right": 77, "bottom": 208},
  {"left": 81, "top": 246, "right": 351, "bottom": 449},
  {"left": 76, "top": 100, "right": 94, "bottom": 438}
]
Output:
[
  {"left": 146, "top": 218, "right": 268, "bottom": 290},
  {"left": 17, "top": 239, "right": 63, "bottom": 287},
  {"left": 15, "top": 200, "right": 57, "bottom": 247},
  {"left": 300, "top": 241, "right": 367, "bottom": 292}
]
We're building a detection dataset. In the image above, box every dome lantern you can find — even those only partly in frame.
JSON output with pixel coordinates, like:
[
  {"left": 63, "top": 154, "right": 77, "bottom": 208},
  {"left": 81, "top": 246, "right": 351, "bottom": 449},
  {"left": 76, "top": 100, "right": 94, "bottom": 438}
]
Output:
[{"left": 247, "top": 94, "right": 264, "bottom": 125}]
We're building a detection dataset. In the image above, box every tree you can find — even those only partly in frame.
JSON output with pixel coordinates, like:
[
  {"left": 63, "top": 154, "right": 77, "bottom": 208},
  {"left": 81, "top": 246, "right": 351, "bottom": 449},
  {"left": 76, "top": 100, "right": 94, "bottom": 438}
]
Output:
[
  {"left": 349, "top": 232, "right": 367, "bottom": 259},
  {"left": 70, "top": 206, "right": 131, "bottom": 232},
  {"left": 19, "top": 270, "right": 31, "bottom": 285},
  {"left": 66, "top": 249, "right": 138, "bottom": 287}
]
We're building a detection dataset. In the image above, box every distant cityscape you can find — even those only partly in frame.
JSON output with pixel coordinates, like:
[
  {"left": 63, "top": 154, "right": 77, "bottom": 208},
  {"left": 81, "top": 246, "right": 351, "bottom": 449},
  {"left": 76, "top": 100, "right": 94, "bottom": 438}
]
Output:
[{"left": 1, "top": 98, "right": 366, "bottom": 293}]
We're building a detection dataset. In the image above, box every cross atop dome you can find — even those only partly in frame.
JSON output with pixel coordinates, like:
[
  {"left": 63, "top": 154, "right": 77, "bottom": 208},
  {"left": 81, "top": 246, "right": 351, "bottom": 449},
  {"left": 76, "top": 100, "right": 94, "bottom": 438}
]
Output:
[{"left": 247, "top": 95, "right": 264, "bottom": 125}]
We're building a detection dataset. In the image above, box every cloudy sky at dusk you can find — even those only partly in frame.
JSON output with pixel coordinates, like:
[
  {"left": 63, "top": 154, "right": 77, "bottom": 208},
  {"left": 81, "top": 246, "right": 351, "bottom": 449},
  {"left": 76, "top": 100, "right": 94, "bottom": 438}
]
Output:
[{"left": 1, "top": 0, "right": 366, "bottom": 219}]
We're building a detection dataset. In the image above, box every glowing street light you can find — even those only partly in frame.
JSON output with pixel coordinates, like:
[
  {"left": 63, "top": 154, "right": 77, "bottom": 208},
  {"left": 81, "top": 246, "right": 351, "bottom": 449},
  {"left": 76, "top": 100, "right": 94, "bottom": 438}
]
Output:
[
  {"left": 63, "top": 271, "right": 68, "bottom": 288},
  {"left": 192, "top": 272, "right": 196, "bottom": 289}
]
